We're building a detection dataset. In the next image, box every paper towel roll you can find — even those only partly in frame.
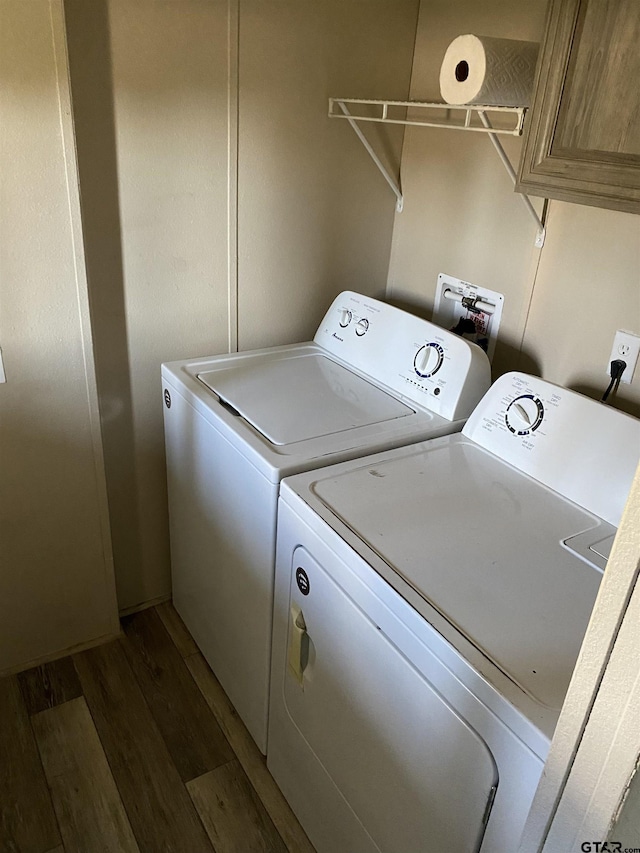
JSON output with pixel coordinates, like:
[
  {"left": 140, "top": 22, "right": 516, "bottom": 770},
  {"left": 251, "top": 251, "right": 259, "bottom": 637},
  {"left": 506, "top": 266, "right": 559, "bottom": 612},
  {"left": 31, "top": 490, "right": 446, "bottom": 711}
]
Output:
[{"left": 439, "top": 34, "right": 539, "bottom": 107}]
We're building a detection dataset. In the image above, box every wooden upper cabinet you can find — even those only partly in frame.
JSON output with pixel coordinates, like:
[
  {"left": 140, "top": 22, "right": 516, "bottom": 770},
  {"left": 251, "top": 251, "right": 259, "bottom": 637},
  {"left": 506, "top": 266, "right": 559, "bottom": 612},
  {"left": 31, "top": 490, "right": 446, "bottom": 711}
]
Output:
[{"left": 517, "top": 0, "right": 640, "bottom": 214}]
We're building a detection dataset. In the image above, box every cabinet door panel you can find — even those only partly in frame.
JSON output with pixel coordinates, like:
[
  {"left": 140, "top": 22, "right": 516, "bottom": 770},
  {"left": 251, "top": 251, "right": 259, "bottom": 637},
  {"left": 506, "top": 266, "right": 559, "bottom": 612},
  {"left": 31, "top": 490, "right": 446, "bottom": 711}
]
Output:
[
  {"left": 517, "top": 0, "right": 640, "bottom": 213},
  {"left": 556, "top": 0, "right": 640, "bottom": 157}
]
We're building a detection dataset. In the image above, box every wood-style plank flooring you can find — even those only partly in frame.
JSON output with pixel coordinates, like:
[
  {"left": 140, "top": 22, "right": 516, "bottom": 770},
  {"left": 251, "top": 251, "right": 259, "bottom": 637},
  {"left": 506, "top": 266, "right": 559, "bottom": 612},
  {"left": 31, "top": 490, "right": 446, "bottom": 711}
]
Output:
[{"left": 0, "top": 604, "right": 315, "bottom": 853}]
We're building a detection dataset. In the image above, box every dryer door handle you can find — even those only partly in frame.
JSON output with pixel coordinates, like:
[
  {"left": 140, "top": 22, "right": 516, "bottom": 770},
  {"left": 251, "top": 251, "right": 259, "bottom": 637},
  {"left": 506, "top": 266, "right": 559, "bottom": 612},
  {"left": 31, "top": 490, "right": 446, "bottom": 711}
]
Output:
[{"left": 288, "top": 605, "right": 309, "bottom": 685}]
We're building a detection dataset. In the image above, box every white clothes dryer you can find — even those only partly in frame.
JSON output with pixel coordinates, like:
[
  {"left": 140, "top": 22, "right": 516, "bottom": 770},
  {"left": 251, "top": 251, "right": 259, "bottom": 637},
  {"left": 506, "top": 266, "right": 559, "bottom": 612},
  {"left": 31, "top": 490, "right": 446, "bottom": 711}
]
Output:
[
  {"left": 161, "top": 291, "right": 490, "bottom": 752},
  {"left": 268, "top": 372, "right": 640, "bottom": 852}
]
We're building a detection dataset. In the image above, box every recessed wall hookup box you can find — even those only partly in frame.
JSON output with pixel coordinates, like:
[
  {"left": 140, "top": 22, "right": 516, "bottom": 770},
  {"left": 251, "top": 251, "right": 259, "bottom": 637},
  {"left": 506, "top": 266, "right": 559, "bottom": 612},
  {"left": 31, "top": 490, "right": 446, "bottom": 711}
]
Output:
[{"left": 433, "top": 274, "right": 504, "bottom": 363}]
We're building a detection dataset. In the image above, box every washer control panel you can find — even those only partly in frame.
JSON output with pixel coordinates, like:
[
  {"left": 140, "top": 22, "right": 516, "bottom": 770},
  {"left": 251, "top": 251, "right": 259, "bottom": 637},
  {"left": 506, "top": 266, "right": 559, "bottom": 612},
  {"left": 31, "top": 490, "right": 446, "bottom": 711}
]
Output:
[
  {"left": 464, "top": 373, "right": 561, "bottom": 457},
  {"left": 463, "top": 371, "right": 640, "bottom": 527},
  {"left": 314, "top": 291, "right": 491, "bottom": 421}
]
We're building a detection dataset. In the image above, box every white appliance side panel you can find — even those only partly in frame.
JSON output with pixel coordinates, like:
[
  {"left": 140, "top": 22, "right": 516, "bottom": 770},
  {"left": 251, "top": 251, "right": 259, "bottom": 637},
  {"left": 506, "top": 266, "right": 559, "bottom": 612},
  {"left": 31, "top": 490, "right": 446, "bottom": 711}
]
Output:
[
  {"left": 269, "top": 504, "right": 544, "bottom": 853},
  {"left": 463, "top": 371, "right": 640, "bottom": 526},
  {"left": 163, "top": 380, "right": 277, "bottom": 753}
]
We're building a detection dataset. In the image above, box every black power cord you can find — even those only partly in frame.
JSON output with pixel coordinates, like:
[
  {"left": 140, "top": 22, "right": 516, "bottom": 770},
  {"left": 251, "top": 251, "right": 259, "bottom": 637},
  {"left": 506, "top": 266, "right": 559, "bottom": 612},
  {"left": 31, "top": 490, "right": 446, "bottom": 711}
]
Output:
[{"left": 601, "top": 359, "right": 627, "bottom": 403}]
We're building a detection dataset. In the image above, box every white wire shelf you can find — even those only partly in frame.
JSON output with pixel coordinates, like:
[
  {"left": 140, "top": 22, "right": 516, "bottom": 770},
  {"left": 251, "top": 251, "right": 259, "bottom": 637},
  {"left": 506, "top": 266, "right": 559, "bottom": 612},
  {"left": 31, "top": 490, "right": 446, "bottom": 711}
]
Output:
[
  {"left": 329, "top": 98, "right": 527, "bottom": 136},
  {"left": 329, "top": 97, "right": 545, "bottom": 246}
]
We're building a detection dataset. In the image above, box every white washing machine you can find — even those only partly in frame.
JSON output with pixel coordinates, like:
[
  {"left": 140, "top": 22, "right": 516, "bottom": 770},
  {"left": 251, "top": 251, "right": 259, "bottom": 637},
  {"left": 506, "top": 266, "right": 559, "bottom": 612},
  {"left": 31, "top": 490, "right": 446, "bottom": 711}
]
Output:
[
  {"left": 161, "top": 291, "right": 490, "bottom": 752},
  {"left": 268, "top": 372, "right": 640, "bottom": 852}
]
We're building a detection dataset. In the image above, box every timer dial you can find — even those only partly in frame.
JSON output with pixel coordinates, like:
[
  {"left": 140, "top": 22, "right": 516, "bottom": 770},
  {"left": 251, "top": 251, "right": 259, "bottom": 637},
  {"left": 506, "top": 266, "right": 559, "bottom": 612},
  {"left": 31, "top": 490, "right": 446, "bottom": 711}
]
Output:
[
  {"left": 339, "top": 309, "right": 352, "bottom": 328},
  {"left": 355, "top": 318, "right": 369, "bottom": 336},
  {"left": 414, "top": 342, "right": 444, "bottom": 378},
  {"left": 505, "top": 394, "right": 544, "bottom": 435}
]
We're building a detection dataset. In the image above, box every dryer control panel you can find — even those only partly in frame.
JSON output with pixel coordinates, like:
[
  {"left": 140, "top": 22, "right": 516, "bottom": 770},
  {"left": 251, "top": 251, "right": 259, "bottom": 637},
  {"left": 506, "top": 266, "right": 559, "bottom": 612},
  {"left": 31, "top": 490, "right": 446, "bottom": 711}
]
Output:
[
  {"left": 314, "top": 291, "right": 491, "bottom": 422},
  {"left": 463, "top": 371, "right": 640, "bottom": 527}
]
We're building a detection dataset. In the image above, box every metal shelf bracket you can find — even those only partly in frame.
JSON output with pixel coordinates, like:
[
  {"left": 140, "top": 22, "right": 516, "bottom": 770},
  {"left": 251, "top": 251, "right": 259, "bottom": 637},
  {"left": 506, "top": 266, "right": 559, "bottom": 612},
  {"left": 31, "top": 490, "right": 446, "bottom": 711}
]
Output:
[
  {"left": 329, "top": 98, "right": 547, "bottom": 246},
  {"left": 335, "top": 100, "right": 404, "bottom": 212},
  {"left": 477, "top": 110, "right": 546, "bottom": 247}
]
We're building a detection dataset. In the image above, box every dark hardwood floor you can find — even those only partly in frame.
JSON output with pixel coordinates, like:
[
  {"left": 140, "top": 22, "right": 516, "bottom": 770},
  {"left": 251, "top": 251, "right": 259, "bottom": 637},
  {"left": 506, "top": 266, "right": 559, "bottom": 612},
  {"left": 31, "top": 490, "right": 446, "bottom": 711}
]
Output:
[{"left": 0, "top": 604, "right": 315, "bottom": 853}]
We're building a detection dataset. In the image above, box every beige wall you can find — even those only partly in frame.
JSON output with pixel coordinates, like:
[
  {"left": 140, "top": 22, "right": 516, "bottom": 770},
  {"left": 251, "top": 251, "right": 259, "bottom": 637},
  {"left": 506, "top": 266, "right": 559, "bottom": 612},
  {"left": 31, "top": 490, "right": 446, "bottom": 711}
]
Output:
[
  {"left": 238, "top": 0, "right": 420, "bottom": 349},
  {"left": 67, "top": 0, "right": 232, "bottom": 611},
  {"left": 0, "top": 0, "right": 636, "bottom": 687},
  {"left": 522, "top": 203, "right": 640, "bottom": 416},
  {"left": 66, "top": 0, "right": 419, "bottom": 611},
  {"left": 0, "top": 0, "right": 119, "bottom": 672},
  {"left": 3, "top": 0, "right": 635, "bottom": 671},
  {"left": 388, "top": 0, "right": 640, "bottom": 417}
]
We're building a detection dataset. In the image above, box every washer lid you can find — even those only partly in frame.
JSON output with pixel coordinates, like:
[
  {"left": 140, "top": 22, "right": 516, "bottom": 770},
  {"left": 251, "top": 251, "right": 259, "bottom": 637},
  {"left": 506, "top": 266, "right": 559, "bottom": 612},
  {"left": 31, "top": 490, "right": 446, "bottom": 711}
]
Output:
[
  {"left": 310, "top": 437, "right": 608, "bottom": 712},
  {"left": 198, "top": 354, "right": 414, "bottom": 445}
]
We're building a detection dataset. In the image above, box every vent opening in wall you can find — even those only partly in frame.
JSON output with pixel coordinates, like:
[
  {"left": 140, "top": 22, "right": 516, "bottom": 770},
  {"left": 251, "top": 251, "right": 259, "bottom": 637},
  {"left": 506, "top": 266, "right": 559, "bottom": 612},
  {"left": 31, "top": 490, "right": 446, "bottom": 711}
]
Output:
[{"left": 433, "top": 274, "right": 504, "bottom": 362}]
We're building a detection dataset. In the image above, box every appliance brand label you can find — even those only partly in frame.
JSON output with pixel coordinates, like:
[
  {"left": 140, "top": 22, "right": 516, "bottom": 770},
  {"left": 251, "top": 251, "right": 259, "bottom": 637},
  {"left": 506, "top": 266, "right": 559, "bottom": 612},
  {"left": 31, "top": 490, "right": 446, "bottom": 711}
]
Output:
[{"left": 296, "top": 567, "right": 310, "bottom": 595}]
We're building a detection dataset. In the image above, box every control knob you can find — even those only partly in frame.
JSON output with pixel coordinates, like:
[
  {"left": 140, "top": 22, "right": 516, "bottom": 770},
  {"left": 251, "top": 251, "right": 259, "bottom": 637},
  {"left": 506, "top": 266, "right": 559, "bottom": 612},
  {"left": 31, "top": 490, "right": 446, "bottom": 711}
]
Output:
[
  {"left": 355, "top": 318, "right": 369, "bottom": 336},
  {"left": 414, "top": 342, "right": 444, "bottom": 378},
  {"left": 505, "top": 394, "right": 544, "bottom": 435},
  {"left": 339, "top": 309, "right": 352, "bottom": 328}
]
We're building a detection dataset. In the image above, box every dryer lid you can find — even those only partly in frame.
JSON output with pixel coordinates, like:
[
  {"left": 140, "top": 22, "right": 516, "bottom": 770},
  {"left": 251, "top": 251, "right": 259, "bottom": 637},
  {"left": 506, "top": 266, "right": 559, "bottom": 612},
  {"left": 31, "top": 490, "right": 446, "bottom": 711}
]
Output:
[{"left": 198, "top": 353, "right": 414, "bottom": 446}]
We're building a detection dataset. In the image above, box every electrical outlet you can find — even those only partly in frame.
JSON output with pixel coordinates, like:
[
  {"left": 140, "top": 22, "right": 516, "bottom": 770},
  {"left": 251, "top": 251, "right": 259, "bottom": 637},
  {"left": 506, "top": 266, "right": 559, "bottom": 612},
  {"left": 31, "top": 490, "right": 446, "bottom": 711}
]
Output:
[{"left": 607, "top": 330, "right": 640, "bottom": 384}]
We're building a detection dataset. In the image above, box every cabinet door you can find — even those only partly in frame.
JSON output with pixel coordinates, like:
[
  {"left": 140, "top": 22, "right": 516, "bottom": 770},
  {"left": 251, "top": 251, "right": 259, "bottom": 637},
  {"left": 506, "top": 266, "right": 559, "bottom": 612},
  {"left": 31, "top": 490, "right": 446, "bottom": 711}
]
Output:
[{"left": 517, "top": 0, "right": 640, "bottom": 213}]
